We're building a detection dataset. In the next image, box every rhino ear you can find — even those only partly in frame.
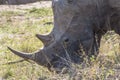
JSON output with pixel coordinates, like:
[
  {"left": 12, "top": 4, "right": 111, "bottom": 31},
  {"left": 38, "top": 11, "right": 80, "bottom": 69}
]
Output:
[{"left": 36, "top": 34, "right": 54, "bottom": 47}]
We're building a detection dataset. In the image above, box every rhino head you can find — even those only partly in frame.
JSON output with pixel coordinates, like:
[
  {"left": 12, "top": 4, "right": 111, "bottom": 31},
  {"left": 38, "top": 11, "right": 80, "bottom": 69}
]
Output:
[
  {"left": 8, "top": 0, "right": 115, "bottom": 72},
  {"left": 7, "top": 0, "right": 102, "bottom": 72}
]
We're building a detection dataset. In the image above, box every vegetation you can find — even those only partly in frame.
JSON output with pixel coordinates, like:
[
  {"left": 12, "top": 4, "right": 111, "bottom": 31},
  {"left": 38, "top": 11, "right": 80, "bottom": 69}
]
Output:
[{"left": 0, "top": 7, "right": 120, "bottom": 80}]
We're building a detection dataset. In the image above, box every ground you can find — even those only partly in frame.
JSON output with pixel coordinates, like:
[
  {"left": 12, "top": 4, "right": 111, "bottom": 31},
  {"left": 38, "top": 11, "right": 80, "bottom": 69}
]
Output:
[{"left": 0, "top": 1, "right": 120, "bottom": 80}]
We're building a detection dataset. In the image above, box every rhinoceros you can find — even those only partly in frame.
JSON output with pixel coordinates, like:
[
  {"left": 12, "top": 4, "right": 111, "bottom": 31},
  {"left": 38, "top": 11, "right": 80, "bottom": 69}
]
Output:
[{"left": 8, "top": 0, "right": 120, "bottom": 72}]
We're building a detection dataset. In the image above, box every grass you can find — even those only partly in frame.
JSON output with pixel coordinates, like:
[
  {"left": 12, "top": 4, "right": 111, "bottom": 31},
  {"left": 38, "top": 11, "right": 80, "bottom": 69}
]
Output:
[
  {"left": 26, "top": 7, "right": 53, "bottom": 18},
  {"left": 0, "top": 11, "right": 21, "bottom": 17},
  {"left": 0, "top": 7, "right": 120, "bottom": 80},
  {"left": 0, "top": 7, "right": 53, "bottom": 80}
]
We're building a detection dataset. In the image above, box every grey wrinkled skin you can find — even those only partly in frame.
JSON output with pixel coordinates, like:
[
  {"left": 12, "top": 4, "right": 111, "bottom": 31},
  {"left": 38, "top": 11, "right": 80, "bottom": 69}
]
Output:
[{"left": 8, "top": 0, "right": 120, "bottom": 73}]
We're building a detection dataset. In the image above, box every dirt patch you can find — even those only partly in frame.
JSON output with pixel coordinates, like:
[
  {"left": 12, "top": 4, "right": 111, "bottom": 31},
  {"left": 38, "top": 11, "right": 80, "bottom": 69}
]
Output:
[{"left": 0, "top": 1, "right": 52, "bottom": 11}]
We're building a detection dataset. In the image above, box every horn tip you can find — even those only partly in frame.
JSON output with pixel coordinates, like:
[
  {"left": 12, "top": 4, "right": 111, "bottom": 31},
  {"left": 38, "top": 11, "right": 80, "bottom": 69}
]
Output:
[
  {"left": 7, "top": 46, "right": 12, "bottom": 51},
  {"left": 35, "top": 34, "right": 41, "bottom": 39},
  {"left": 7, "top": 46, "right": 16, "bottom": 54}
]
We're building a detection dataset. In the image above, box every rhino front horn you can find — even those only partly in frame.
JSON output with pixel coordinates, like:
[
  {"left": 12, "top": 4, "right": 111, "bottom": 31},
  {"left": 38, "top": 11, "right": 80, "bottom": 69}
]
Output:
[
  {"left": 7, "top": 47, "right": 49, "bottom": 66},
  {"left": 8, "top": 47, "right": 35, "bottom": 60},
  {"left": 36, "top": 34, "right": 54, "bottom": 47}
]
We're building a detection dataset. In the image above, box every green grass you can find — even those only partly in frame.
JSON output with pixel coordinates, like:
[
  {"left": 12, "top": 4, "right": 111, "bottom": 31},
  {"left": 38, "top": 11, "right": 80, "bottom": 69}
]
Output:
[
  {"left": 0, "top": 7, "right": 53, "bottom": 79},
  {"left": 26, "top": 7, "right": 53, "bottom": 18},
  {"left": 0, "top": 11, "right": 21, "bottom": 17},
  {"left": 0, "top": 7, "right": 120, "bottom": 80}
]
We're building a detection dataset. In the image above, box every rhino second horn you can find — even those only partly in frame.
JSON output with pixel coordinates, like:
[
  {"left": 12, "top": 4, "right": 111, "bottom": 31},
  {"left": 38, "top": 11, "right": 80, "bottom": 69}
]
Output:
[{"left": 36, "top": 34, "right": 53, "bottom": 47}]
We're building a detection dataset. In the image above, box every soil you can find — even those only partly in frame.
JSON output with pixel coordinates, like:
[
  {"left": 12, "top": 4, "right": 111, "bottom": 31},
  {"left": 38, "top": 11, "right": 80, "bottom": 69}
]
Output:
[{"left": 0, "top": 1, "right": 52, "bottom": 11}]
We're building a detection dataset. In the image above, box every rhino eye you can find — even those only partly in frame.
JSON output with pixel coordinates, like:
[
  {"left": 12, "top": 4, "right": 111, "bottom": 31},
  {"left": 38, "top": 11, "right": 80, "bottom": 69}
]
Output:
[{"left": 64, "top": 38, "right": 69, "bottom": 42}]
